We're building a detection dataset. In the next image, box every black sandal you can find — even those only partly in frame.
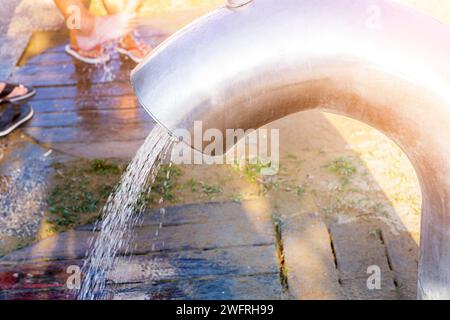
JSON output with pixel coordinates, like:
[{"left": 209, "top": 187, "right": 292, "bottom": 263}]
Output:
[
  {"left": 0, "top": 82, "right": 36, "bottom": 103},
  {"left": 0, "top": 102, "right": 34, "bottom": 137}
]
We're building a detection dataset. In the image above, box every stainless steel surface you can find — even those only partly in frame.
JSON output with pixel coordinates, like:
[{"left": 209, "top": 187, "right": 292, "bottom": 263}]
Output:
[
  {"left": 226, "top": 0, "right": 254, "bottom": 8},
  {"left": 132, "top": 0, "right": 450, "bottom": 299}
]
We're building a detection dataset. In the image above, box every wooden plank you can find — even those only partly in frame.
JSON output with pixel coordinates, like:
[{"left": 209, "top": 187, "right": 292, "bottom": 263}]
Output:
[
  {"left": 0, "top": 198, "right": 280, "bottom": 300},
  {"left": 0, "top": 288, "right": 74, "bottom": 300},
  {"left": 0, "top": 260, "right": 82, "bottom": 291},
  {"left": 126, "top": 221, "right": 273, "bottom": 254},
  {"left": 0, "top": 230, "right": 94, "bottom": 262},
  {"left": 24, "top": 51, "right": 77, "bottom": 66},
  {"left": 25, "top": 108, "right": 151, "bottom": 128},
  {"left": 282, "top": 213, "right": 343, "bottom": 300},
  {"left": 80, "top": 201, "right": 276, "bottom": 231},
  {"left": 24, "top": 124, "right": 152, "bottom": 143},
  {"left": 29, "top": 96, "right": 139, "bottom": 113},
  {"left": 136, "top": 201, "right": 273, "bottom": 229},
  {"left": 329, "top": 220, "right": 398, "bottom": 300},
  {"left": 0, "top": 245, "right": 281, "bottom": 297},
  {"left": 14, "top": 58, "right": 129, "bottom": 76},
  {"left": 42, "top": 34, "right": 168, "bottom": 54},
  {"left": 108, "top": 245, "right": 279, "bottom": 285},
  {"left": 31, "top": 82, "right": 134, "bottom": 100},
  {"left": 127, "top": 205, "right": 275, "bottom": 254},
  {"left": 113, "top": 274, "right": 283, "bottom": 300},
  {"left": 11, "top": 72, "right": 131, "bottom": 88},
  {"left": 11, "top": 62, "right": 131, "bottom": 87},
  {"left": 52, "top": 140, "right": 146, "bottom": 160},
  {"left": 1, "top": 202, "right": 275, "bottom": 262},
  {"left": 0, "top": 245, "right": 281, "bottom": 300},
  {"left": 42, "top": 43, "right": 70, "bottom": 54},
  {"left": 385, "top": 235, "right": 418, "bottom": 300}
]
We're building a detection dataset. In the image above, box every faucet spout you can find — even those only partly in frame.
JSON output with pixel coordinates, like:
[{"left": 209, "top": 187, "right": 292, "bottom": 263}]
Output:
[{"left": 131, "top": 0, "right": 450, "bottom": 300}]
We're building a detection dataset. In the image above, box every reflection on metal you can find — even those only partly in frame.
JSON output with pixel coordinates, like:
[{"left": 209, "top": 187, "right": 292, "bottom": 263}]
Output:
[
  {"left": 226, "top": 0, "right": 254, "bottom": 8},
  {"left": 132, "top": 0, "right": 450, "bottom": 299}
]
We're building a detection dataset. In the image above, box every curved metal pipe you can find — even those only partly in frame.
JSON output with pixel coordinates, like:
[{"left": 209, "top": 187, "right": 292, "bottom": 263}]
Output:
[{"left": 131, "top": 0, "right": 450, "bottom": 299}]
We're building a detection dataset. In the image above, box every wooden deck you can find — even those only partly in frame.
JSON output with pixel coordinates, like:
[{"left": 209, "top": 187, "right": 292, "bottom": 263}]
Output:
[
  {"left": 0, "top": 202, "right": 284, "bottom": 300},
  {"left": 8, "top": 29, "right": 166, "bottom": 159}
]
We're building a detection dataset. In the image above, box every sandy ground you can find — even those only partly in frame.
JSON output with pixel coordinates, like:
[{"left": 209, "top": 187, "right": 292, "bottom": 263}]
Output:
[{"left": 154, "top": 111, "right": 422, "bottom": 242}]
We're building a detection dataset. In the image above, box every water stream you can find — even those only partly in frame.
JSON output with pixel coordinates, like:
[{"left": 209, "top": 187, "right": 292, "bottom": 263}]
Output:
[{"left": 78, "top": 124, "right": 176, "bottom": 300}]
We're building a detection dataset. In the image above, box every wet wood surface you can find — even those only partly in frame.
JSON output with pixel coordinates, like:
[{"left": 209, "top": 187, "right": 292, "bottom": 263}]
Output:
[
  {"left": 8, "top": 30, "right": 165, "bottom": 159},
  {"left": 0, "top": 201, "right": 284, "bottom": 300}
]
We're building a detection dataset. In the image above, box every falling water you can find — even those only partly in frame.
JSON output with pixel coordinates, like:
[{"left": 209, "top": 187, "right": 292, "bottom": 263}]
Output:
[
  {"left": 100, "top": 61, "right": 115, "bottom": 83},
  {"left": 77, "top": 124, "right": 176, "bottom": 300},
  {"left": 99, "top": 44, "right": 116, "bottom": 83}
]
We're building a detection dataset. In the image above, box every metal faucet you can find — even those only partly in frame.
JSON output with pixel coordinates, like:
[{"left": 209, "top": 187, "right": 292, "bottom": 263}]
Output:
[
  {"left": 131, "top": 0, "right": 450, "bottom": 299},
  {"left": 226, "top": 0, "right": 253, "bottom": 8}
]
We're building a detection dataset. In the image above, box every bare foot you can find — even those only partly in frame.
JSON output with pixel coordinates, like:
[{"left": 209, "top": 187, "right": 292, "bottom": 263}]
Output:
[
  {"left": 66, "top": 39, "right": 109, "bottom": 64},
  {"left": 75, "top": 12, "right": 136, "bottom": 51},
  {"left": 0, "top": 83, "right": 28, "bottom": 99},
  {"left": 118, "top": 33, "right": 152, "bottom": 61}
]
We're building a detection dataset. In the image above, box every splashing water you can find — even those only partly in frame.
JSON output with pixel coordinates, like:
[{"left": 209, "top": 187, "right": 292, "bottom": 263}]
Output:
[
  {"left": 100, "top": 61, "right": 115, "bottom": 83},
  {"left": 99, "top": 44, "right": 116, "bottom": 83},
  {"left": 77, "top": 124, "right": 176, "bottom": 300}
]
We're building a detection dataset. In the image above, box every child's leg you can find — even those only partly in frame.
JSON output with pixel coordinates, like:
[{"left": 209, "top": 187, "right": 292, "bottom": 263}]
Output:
[
  {"left": 54, "top": 0, "right": 134, "bottom": 51},
  {"left": 102, "top": 0, "right": 150, "bottom": 62},
  {"left": 102, "top": 0, "right": 140, "bottom": 14},
  {"left": 54, "top": 0, "right": 95, "bottom": 36}
]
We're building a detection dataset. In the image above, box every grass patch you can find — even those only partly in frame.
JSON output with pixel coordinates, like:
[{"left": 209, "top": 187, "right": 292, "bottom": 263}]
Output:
[
  {"left": 145, "top": 164, "right": 182, "bottom": 204},
  {"left": 233, "top": 158, "right": 275, "bottom": 183},
  {"left": 199, "top": 182, "right": 223, "bottom": 199},
  {"left": 183, "top": 178, "right": 223, "bottom": 200},
  {"left": 46, "top": 160, "right": 125, "bottom": 231},
  {"left": 327, "top": 157, "right": 357, "bottom": 185},
  {"left": 89, "top": 159, "right": 121, "bottom": 175},
  {"left": 231, "top": 158, "right": 282, "bottom": 196},
  {"left": 295, "top": 185, "right": 307, "bottom": 197},
  {"left": 48, "top": 161, "right": 185, "bottom": 231},
  {"left": 187, "top": 178, "right": 198, "bottom": 192}
]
